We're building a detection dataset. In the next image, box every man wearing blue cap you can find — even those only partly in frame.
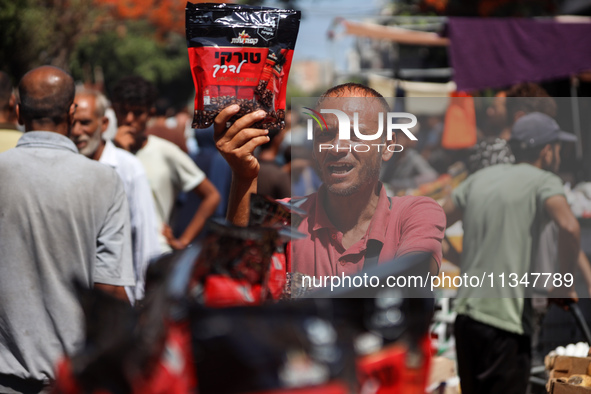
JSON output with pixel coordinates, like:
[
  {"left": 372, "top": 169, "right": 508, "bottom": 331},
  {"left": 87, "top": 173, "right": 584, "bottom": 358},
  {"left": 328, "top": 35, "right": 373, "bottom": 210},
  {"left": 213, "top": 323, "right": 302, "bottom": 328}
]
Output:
[{"left": 443, "top": 112, "right": 580, "bottom": 394}]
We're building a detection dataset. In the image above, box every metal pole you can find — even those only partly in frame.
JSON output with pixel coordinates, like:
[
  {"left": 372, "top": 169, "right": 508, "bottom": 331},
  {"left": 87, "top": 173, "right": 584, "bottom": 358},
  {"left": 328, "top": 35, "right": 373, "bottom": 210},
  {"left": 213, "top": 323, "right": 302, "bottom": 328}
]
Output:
[{"left": 570, "top": 76, "right": 583, "bottom": 160}]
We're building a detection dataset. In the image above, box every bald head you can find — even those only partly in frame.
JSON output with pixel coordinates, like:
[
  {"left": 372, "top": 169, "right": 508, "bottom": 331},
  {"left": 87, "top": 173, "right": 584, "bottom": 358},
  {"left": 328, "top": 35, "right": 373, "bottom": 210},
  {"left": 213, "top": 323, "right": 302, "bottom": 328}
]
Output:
[{"left": 18, "top": 66, "right": 75, "bottom": 131}]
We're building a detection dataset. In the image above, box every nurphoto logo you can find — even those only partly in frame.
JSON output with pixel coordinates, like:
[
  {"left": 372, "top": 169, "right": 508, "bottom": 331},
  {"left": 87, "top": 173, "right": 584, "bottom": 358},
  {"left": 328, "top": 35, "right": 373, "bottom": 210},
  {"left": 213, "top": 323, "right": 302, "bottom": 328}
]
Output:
[{"left": 303, "top": 108, "right": 418, "bottom": 153}]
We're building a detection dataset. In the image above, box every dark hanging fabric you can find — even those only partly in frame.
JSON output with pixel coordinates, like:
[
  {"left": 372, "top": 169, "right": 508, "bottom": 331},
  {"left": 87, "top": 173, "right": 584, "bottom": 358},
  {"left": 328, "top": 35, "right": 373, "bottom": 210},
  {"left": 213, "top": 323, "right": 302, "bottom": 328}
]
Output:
[{"left": 448, "top": 17, "right": 591, "bottom": 91}]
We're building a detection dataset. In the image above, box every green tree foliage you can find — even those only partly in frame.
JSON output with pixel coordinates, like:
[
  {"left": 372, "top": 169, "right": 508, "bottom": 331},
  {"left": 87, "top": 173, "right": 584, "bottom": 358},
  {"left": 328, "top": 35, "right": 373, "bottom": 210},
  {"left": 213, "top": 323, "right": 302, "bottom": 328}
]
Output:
[
  {"left": 70, "top": 20, "right": 193, "bottom": 108},
  {"left": 0, "top": 0, "right": 193, "bottom": 107},
  {"left": 0, "top": 0, "right": 101, "bottom": 80}
]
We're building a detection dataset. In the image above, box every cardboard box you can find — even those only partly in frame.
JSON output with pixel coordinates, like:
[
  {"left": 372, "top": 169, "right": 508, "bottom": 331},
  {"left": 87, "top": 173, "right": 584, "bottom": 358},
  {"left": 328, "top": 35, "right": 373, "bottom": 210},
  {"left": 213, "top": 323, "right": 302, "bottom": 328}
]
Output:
[
  {"left": 546, "top": 356, "right": 591, "bottom": 393},
  {"left": 546, "top": 356, "right": 591, "bottom": 380},
  {"left": 548, "top": 379, "right": 591, "bottom": 394}
]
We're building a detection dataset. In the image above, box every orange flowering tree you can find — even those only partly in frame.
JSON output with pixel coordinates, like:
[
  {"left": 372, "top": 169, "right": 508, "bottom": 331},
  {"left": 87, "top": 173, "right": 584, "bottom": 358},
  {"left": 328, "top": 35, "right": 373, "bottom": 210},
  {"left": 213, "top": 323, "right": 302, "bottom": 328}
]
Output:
[{"left": 94, "top": 0, "right": 229, "bottom": 37}]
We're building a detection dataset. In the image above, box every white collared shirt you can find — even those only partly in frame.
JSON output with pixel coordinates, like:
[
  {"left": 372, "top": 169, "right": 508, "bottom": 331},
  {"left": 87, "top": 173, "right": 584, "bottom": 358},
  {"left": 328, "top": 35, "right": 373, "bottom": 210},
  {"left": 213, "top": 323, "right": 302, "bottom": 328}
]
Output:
[{"left": 99, "top": 140, "right": 161, "bottom": 302}]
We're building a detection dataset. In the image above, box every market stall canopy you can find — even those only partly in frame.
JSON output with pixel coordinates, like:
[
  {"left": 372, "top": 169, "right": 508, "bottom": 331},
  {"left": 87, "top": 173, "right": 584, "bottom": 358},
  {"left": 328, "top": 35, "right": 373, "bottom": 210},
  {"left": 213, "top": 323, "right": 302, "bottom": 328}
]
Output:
[
  {"left": 447, "top": 17, "right": 591, "bottom": 91},
  {"left": 339, "top": 19, "right": 450, "bottom": 46},
  {"left": 337, "top": 17, "right": 591, "bottom": 92}
]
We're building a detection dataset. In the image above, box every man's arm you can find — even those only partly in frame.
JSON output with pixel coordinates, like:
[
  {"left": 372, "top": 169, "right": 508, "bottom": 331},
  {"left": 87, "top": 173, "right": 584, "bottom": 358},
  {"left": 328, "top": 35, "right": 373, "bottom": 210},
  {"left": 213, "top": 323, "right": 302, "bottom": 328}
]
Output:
[
  {"left": 396, "top": 197, "right": 447, "bottom": 275},
  {"left": 440, "top": 197, "right": 464, "bottom": 267},
  {"left": 113, "top": 125, "right": 137, "bottom": 152},
  {"left": 545, "top": 195, "right": 580, "bottom": 300},
  {"left": 95, "top": 173, "right": 135, "bottom": 303},
  {"left": 163, "top": 178, "right": 221, "bottom": 249},
  {"left": 442, "top": 197, "right": 463, "bottom": 228},
  {"left": 213, "top": 105, "right": 270, "bottom": 226},
  {"left": 95, "top": 283, "right": 130, "bottom": 302}
]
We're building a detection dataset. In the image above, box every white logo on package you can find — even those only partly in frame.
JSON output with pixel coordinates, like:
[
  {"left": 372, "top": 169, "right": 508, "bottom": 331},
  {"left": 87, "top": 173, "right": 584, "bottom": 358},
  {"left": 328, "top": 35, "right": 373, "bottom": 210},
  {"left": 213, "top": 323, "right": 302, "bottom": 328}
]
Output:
[
  {"left": 257, "top": 13, "right": 279, "bottom": 41},
  {"left": 231, "top": 30, "right": 259, "bottom": 45}
]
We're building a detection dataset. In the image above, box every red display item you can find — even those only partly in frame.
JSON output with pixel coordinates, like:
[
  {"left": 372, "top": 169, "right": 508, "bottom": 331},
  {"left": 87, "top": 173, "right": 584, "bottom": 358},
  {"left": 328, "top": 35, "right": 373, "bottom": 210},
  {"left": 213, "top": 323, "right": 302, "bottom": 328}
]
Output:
[
  {"left": 266, "top": 250, "right": 287, "bottom": 300},
  {"left": 357, "top": 337, "right": 432, "bottom": 394},
  {"left": 51, "top": 322, "right": 195, "bottom": 394},
  {"left": 250, "top": 382, "right": 349, "bottom": 394},
  {"left": 203, "top": 274, "right": 262, "bottom": 307}
]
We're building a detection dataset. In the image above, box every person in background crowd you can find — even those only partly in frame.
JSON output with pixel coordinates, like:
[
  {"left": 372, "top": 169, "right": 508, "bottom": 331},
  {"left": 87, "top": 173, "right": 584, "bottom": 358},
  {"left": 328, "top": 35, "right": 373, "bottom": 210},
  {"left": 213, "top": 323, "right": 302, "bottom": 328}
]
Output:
[
  {"left": 111, "top": 76, "right": 220, "bottom": 252},
  {"left": 0, "top": 71, "right": 21, "bottom": 153},
  {"left": 285, "top": 145, "right": 323, "bottom": 197},
  {"left": 443, "top": 112, "right": 580, "bottom": 394},
  {"left": 146, "top": 97, "right": 188, "bottom": 153},
  {"left": 173, "top": 128, "right": 233, "bottom": 237},
  {"left": 460, "top": 85, "right": 590, "bottom": 368},
  {"left": 0, "top": 66, "right": 134, "bottom": 393},
  {"left": 417, "top": 115, "right": 446, "bottom": 173},
  {"left": 280, "top": 108, "right": 322, "bottom": 197},
  {"left": 214, "top": 82, "right": 445, "bottom": 278},
  {"left": 256, "top": 124, "right": 291, "bottom": 200},
  {"left": 467, "top": 82, "right": 557, "bottom": 174},
  {"left": 71, "top": 87, "right": 161, "bottom": 303},
  {"left": 381, "top": 128, "right": 438, "bottom": 195}
]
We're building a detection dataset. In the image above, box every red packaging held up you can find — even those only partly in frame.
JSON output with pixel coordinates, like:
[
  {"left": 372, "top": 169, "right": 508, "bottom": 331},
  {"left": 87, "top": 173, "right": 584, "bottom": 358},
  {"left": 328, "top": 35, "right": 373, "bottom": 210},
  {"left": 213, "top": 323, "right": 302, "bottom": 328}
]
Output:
[{"left": 186, "top": 2, "right": 301, "bottom": 131}]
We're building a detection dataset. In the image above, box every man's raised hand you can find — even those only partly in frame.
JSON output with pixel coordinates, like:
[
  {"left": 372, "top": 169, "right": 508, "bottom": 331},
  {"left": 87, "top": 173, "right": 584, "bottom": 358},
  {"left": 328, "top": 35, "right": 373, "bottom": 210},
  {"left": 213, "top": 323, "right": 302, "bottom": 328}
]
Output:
[
  {"left": 113, "top": 125, "right": 137, "bottom": 152},
  {"left": 213, "top": 105, "right": 269, "bottom": 181}
]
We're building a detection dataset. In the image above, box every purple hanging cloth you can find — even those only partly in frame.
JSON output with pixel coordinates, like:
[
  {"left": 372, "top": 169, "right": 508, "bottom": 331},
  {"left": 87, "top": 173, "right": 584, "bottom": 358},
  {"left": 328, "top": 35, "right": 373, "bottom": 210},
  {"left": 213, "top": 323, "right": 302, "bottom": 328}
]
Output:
[{"left": 448, "top": 17, "right": 591, "bottom": 91}]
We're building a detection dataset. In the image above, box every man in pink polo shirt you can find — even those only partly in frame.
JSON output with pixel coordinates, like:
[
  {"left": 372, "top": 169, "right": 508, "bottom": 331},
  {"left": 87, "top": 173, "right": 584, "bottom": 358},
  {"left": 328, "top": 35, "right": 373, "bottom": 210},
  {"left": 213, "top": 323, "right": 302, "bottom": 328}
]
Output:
[{"left": 214, "top": 83, "right": 445, "bottom": 279}]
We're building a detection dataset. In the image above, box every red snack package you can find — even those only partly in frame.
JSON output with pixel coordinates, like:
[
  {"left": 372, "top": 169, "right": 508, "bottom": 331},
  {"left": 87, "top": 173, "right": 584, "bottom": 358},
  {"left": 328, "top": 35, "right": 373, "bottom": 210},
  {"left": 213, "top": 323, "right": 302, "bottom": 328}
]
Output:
[
  {"left": 203, "top": 275, "right": 261, "bottom": 307},
  {"left": 186, "top": 2, "right": 300, "bottom": 131}
]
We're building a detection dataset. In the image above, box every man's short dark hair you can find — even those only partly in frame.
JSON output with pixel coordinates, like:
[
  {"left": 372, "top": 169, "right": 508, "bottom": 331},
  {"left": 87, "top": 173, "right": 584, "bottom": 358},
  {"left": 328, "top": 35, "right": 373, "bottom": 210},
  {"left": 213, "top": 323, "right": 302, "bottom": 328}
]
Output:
[
  {"left": 0, "top": 71, "right": 13, "bottom": 110},
  {"left": 316, "top": 83, "right": 392, "bottom": 143},
  {"left": 154, "top": 97, "right": 172, "bottom": 117},
  {"left": 318, "top": 83, "right": 391, "bottom": 113},
  {"left": 111, "top": 76, "right": 157, "bottom": 109},
  {"left": 509, "top": 140, "right": 557, "bottom": 163},
  {"left": 18, "top": 69, "right": 75, "bottom": 125}
]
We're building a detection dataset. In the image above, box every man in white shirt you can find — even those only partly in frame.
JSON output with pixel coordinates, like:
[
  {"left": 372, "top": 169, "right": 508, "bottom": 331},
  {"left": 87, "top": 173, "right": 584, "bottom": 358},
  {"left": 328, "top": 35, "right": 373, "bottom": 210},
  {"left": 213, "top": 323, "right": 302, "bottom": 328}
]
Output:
[
  {"left": 111, "top": 76, "right": 220, "bottom": 252},
  {"left": 71, "top": 87, "right": 161, "bottom": 302}
]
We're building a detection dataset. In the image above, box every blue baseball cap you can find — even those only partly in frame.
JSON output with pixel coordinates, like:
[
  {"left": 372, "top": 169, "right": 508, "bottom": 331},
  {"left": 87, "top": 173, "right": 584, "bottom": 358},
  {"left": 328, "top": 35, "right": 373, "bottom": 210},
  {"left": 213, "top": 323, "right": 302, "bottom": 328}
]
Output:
[{"left": 511, "top": 112, "right": 577, "bottom": 148}]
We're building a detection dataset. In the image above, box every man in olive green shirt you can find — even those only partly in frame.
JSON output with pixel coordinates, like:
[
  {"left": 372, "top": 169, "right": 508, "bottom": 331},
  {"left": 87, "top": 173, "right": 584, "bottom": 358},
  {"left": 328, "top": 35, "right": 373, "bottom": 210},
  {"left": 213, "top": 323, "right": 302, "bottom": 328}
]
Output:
[{"left": 443, "top": 112, "right": 580, "bottom": 394}]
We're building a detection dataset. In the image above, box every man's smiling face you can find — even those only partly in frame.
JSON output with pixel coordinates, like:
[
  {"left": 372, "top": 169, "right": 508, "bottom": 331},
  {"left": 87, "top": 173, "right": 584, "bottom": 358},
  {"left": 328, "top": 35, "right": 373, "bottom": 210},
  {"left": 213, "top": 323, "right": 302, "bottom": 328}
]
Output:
[{"left": 312, "top": 96, "right": 394, "bottom": 197}]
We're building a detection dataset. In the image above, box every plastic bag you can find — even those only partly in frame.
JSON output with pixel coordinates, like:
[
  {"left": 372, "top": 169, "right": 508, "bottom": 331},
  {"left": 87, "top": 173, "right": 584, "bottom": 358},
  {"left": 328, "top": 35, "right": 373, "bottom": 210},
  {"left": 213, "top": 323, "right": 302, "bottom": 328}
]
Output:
[{"left": 186, "top": 2, "right": 301, "bottom": 131}]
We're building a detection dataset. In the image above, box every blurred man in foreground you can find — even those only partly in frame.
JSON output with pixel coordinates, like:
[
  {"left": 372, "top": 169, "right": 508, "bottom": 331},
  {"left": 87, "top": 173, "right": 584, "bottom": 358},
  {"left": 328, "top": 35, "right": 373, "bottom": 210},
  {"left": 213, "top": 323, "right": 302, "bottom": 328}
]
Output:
[
  {"left": 214, "top": 83, "right": 445, "bottom": 279},
  {"left": 111, "top": 76, "right": 220, "bottom": 252},
  {"left": 71, "top": 87, "right": 161, "bottom": 303},
  {"left": 0, "top": 66, "right": 133, "bottom": 392},
  {"left": 443, "top": 112, "right": 580, "bottom": 394}
]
